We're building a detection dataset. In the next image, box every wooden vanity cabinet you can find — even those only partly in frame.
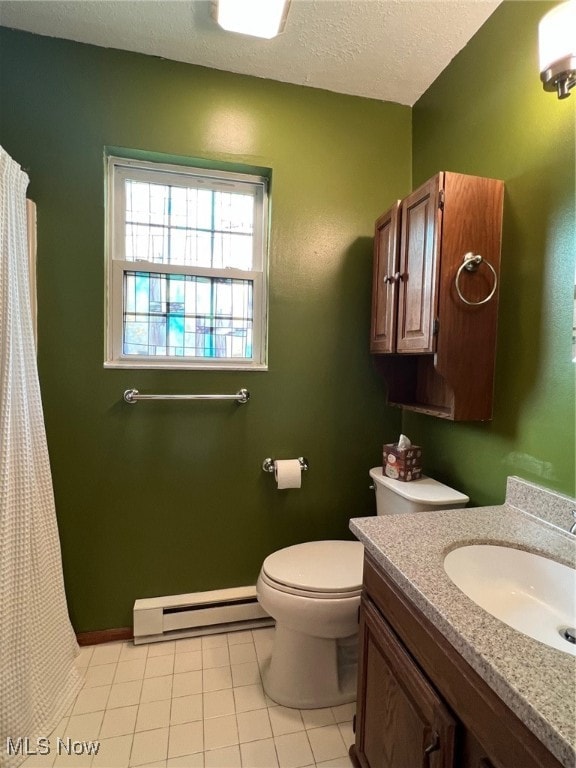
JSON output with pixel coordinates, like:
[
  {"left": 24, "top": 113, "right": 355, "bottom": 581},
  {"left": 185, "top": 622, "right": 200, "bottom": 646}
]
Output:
[
  {"left": 358, "top": 597, "right": 456, "bottom": 768},
  {"left": 351, "top": 555, "right": 564, "bottom": 768},
  {"left": 370, "top": 172, "right": 504, "bottom": 421}
]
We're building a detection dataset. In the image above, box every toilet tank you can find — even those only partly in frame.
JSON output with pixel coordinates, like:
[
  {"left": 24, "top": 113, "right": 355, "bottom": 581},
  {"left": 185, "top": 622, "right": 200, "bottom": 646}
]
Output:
[{"left": 369, "top": 466, "right": 469, "bottom": 515}]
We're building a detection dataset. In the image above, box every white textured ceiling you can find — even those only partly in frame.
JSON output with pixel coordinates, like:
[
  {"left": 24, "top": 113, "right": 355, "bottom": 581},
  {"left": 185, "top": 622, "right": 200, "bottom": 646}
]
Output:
[{"left": 0, "top": 0, "right": 502, "bottom": 106}]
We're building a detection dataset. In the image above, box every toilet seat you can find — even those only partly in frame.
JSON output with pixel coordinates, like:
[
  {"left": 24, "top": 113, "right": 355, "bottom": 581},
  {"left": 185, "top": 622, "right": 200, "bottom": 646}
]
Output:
[{"left": 261, "top": 540, "right": 363, "bottom": 599}]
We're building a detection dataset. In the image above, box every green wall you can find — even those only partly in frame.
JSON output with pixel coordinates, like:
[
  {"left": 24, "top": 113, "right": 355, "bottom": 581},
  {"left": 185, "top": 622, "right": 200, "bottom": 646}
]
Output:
[
  {"left": 0, "top": 29, "right": 409, "bottom": 631},
  {"left": 406, "top": 1, "right": 576, "bottom": 505}
]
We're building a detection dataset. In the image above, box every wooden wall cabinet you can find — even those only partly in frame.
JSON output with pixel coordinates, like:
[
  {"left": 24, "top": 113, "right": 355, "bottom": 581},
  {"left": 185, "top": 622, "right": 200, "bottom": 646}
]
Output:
[
  {"left": 370, "top": 172, "right": 504, "bottom": 421},
  {"left": 370, "top": 202, "right": 401, "bottom": 354},
  {"left": 351, "top": 556, "right": 563, "bottom": 768}
]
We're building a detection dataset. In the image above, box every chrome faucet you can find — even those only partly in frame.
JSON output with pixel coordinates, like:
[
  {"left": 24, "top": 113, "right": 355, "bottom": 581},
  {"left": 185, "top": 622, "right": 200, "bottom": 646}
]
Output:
[{"left": 569, "top": 510, "right": 576, "bottom": 535}]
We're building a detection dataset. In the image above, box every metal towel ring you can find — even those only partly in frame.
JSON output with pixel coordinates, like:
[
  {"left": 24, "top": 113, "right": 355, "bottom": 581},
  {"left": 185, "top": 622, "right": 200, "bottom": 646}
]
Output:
[{"left": 454, "top": 253, "right": 498, "bottom": 306}]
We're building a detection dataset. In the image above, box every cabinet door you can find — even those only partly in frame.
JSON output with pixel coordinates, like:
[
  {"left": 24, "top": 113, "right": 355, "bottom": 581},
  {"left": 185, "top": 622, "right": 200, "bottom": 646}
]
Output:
[
  {"left": 370, "top": 202, "right": 401, "bottom": 353},
  {"left": 396, "top": 175, "right": 442, "bottom": 353},
  {"left": 355, "top": 598, "right": 456, "bottom": 768}
]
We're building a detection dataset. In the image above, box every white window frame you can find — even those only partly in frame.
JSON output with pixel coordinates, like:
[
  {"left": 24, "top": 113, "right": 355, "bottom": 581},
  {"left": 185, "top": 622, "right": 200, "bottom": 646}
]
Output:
[{"left": 105, "top": 155, "right": 269, "bottom": 370}]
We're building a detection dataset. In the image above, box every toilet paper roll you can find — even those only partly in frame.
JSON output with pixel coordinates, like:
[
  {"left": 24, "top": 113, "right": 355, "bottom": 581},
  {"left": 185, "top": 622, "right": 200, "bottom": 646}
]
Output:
[{"left": 274, "top": 459, "right": 302, "bottom": 489}]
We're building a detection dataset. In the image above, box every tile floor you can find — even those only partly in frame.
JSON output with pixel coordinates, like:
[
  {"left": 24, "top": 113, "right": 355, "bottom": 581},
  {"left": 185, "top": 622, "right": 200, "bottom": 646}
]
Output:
[{"left": 20, "top": 628, "right": 355, "bottom": 768}]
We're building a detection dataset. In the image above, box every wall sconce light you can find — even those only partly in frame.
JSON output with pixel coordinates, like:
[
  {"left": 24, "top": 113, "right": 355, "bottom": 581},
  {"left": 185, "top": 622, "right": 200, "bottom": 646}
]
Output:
[
  {"left": 213, "top": 0, "right": 291, "bottom": 39},
  {"left": 539, "top": 0, "right": 576, "bottom": 99}
]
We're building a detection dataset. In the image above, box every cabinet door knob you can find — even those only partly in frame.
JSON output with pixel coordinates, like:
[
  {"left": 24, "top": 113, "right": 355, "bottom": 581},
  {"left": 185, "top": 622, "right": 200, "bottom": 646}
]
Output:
[
  {"left": 394, "top": 271, "right": 405, "bottom": 282},
  {"left": 424, "top": 731, "right": 440, "bottom": 755}
]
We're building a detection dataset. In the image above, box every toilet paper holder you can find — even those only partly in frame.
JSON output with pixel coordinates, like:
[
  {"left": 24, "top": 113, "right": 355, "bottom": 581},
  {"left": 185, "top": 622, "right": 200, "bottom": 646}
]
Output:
[{"left": 262, "top": 457, "right": 309, "bottom": 473}]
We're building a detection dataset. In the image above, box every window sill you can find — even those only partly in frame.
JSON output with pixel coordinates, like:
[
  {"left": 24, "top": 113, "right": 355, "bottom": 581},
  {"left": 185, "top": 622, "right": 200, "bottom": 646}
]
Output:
[{"left": 104, "top": 359, "right": 268, "bottom": 371}]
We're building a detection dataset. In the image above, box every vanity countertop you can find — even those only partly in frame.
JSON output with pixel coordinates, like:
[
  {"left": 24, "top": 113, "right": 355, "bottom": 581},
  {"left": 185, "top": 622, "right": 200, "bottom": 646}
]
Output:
[{"left": 350, "top": 495, "right": 576, "bottom": 768}]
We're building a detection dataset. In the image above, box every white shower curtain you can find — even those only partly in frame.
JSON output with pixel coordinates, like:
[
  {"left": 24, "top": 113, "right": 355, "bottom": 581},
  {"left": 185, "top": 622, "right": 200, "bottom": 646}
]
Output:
[{"left": 0, "top": 146, "right": 82, "bottom": 766}]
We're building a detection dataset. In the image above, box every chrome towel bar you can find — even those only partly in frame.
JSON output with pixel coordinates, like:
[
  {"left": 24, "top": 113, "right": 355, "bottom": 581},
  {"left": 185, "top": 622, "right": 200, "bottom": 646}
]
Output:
[{"left": 123, "top": 388, "right": 250, "bottom": 404}]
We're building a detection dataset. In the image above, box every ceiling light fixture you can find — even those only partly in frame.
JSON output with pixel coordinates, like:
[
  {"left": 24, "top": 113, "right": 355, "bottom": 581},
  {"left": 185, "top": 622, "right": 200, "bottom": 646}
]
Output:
[
  {"left": 214, "top": 0, "right": 291, "bottom": 39},
  {"left": 539, "top": 0, "right": 576, "bottom": 99}
]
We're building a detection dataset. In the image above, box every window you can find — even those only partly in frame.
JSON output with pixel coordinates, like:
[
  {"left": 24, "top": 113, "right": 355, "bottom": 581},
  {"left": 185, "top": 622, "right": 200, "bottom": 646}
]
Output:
[{"left": 105, "top": 156, "right": 268, "bottom": 369}]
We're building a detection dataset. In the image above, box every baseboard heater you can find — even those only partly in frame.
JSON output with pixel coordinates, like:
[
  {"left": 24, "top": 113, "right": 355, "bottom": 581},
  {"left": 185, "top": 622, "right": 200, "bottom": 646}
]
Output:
[{"left": 133, "top": 586, "right": 273, "bottom": 645}]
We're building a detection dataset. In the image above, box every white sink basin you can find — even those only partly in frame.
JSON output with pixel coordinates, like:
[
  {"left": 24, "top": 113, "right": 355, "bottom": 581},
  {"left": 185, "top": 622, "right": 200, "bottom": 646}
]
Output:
[{"left": 444, "top": 545, "right": 576, "bottom": 655}]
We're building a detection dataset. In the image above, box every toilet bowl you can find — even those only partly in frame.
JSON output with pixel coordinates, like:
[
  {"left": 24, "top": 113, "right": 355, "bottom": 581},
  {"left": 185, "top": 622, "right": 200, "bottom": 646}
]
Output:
[{"left": 256, "top": 540, "right": 364, "bottom": 709}]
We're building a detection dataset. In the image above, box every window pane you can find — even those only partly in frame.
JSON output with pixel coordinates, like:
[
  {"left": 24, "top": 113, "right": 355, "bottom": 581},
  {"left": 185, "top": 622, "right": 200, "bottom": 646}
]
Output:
[
  {"left": 126, "top": 180, "right": 169, "bottom": 226},
  {"left": 214, "top": 192, "right": 254, "bottom": 233},
  {"left": 170, "top": 187, "right": 213, "bottom": 230},
  {"left": 122, "top": 271, "right": 254, "bottom": 359},
  {"left": 213, "top": 232, "right": 253, "bottom": 270},
  {"left": 126, "top": 224, "right": 170, "bottom": 264},
  {"left": 123, "top": 180, "right": 256, "bottom": 269}
]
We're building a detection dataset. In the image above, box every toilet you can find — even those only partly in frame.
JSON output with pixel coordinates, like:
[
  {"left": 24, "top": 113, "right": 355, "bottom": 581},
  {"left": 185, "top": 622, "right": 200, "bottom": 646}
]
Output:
[
  {"left": 256, "top": 467, "right": 469, "bottom": 709},
  {"left": 257, "top": 540, "right": 363, "bottom": 709}
]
